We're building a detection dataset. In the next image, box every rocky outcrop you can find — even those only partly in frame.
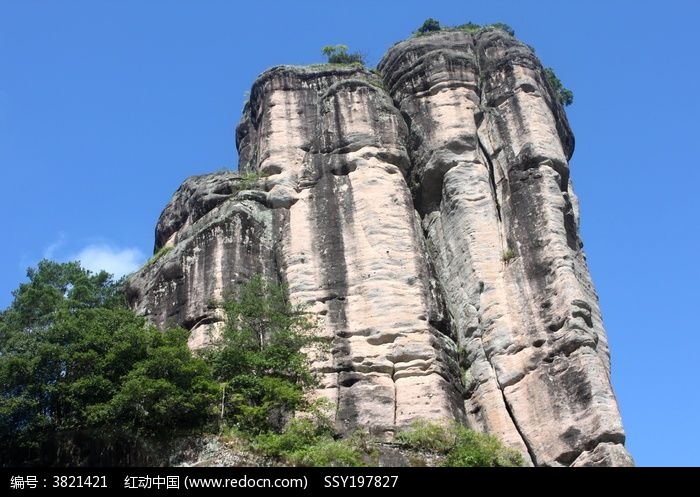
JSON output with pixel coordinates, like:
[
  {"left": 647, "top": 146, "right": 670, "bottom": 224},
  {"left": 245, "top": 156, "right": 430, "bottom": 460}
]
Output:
[
  {"left": 127, "top": 28, "right": 631, "bottom": 466},
  {"left": 126, "top": 172, "right": 277, "bottom": 349}
]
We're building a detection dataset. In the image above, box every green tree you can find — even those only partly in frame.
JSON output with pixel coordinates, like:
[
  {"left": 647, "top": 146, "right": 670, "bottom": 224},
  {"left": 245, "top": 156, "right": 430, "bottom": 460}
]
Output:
[
  {"left": 321, "top": 44, "right": 364, "bottom": 65},
  {"left": 544, "top": 67, "right": 574, "bottom": 106},
  {"left": 209, "top": 276, "right": 319, "bottom": 433},
  {"left": 0, "top": 260, "right": 218, "bottom": 465},
  {"left": 416, "top": 18, "right": 441, "bottom": 34},
  {"left": 0, "top": 260, "right": 124, "bottom": 334},
  {"left": 90, "top": 327, "right": 218, "bottom": 439}
]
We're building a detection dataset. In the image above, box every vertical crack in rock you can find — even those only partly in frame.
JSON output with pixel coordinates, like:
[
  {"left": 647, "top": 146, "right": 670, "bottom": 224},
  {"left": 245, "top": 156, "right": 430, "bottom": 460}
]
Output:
[
  {"left": 128, "top": 29, "right": 631, "bottom": 466},
  {"left": 391, "top": 363, "right": 398, "bottom": 427},
  {"left": 492, "top": 357, "right": 538, "bottom": 465},
  {"left": 379, "top": 30, "right": 534, "bottom": 461},
  {"left": 477, "top": 136, "right": 502, "bottom": 223}
]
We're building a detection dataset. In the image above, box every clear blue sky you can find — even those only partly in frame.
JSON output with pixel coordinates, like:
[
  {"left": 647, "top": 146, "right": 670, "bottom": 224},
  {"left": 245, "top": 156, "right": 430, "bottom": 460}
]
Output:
[{"left": 1, "top": 0, "right": 698, "bottom": 466}]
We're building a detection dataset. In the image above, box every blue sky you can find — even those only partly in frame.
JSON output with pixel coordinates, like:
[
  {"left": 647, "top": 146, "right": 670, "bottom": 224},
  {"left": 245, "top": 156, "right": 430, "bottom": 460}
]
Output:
[{"left": 1, "top": 0, "right": 698, "bottom": 466}]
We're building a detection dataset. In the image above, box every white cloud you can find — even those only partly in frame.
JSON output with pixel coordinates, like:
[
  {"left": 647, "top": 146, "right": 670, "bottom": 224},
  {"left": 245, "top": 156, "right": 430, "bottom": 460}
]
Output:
[
  {"left": 72, "top": 244, "right": 145, "bottom": 278},
  {"left": 43, "top": 233, "right": 66, "bottom": 259}
]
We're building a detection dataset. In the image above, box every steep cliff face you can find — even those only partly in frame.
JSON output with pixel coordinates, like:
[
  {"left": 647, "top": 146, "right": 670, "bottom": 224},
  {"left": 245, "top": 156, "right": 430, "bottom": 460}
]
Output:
[
  {"left": 127, "top": 172, "right": 277, "bottom": 349},
  {"left": 127, "top": 28, "right": 632, "bottom": 466}
]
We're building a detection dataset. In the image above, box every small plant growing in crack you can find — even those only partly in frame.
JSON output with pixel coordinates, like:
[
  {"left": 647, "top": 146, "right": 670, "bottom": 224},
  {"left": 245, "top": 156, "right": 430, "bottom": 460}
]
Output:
[
  {"left": 239, "top": 171, "right": 261, "bottom": 190},
  {"left": 147, "top": 245, "right": 173, "bottom": 265},
  {"left": 501, "top": 247, "right": 516, "bottom": 263}
]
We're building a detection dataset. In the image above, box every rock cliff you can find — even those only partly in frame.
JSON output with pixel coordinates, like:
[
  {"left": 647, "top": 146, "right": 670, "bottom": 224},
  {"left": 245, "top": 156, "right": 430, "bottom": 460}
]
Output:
[{"left": 127, "top": 28, "right": 632, "bottom": 466}]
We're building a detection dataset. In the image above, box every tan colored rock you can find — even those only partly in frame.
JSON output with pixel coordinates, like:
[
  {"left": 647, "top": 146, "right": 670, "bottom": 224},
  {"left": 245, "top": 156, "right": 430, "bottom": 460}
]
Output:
[
  {"left": 379, "top": 28, "right": 630, "bottom": 465},
  {"left": 239, "top": 66, "right": 464, "bottom": 434},
  {"left": 129, "top": 28, "right": 631, "bottom": 466},
  {"left": 126, "top": 192, "right": 277, "bottom": 349}
]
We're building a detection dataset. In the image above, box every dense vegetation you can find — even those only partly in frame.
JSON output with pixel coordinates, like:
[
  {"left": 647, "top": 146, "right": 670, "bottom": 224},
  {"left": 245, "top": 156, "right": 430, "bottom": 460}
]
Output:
[
  {"left": 208, "top": 275, "right": 319, "bottom": 434},
  {"left": 0, "top": 261, "right": 217, "bottom": 465},
  {"left": 0, "top": 262, "right": 318, "bottom": 466},
  {"left": 245, "top": 418, "right": 523, "bottom": 467},
  {"left": 251, "top": 416, "right": 370, "bottom": 467},
  {"left": 1, "top": 261, "right": 521, "bottom": 467}
]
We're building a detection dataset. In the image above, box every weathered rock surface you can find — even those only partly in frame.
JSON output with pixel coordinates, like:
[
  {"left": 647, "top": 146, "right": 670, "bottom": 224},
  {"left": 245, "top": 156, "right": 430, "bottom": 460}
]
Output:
[
  {"left": 127, "top": 174, "right": 277, "bottom": 349},
  {"left": 238, "top": 64, "right": 465, "bottom": 434},
  {"left": 378, "top": 28, "right": 630, "bottom": 467},
  {"left": 127, "top": 28, "right": 631, "bottom": 466}
]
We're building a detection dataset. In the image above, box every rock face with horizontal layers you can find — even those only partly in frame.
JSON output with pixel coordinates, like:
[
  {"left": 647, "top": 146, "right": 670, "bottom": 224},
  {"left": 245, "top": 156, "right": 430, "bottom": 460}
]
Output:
[
  {"left": 127, "top": 27, "right": 632, "bottom": 466},
  {"left": 126, "top": 172, "right": 278, "bottom": 350}
]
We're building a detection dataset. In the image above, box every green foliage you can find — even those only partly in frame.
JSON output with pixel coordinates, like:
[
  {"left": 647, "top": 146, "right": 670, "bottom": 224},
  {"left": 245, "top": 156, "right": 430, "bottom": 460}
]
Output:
[
  {"left": 416, "top": 18, "right": 441, "bottom": 34},
  {"left": 443, "top": 427, "right": 523, "bottom": 467},
  {"left": 415, "top": 21, "right": 514, "bottom": 37},
  {"left": 544, "top": 67, "right": 574, "bottom": 106},
  {"left": 254, "top": 417, "right": 331, "bottom": 458},
  {"left": 1, "top": 263, "right": 326, "bottom": 465},
  {"left": 321, "top": 45, "right": 364, "bottom": 65},
  {"left": 1, "top": 260, "right": 124, "bottom": 331},
  {"left": 239, "top": 171, "right": 261, "bottom": 190},
  {"left": 91, "top": 327, "right": 218, "bottom": 438},
  {"left": 397, "top": 420, "right": 523, "bottom": 467},
  {"left": 455, "top": 22, "right": 515, "bottom": 35},
  {"left": 0, "top": 261, "right": 218, "bottom": 465},
  {"left": 488, "top": 22, "right": 515, "bottom": 36},
  {"left": 147, "top": 245, "right": 172, "bottom": 265},
  {"left": 501, "top": 247, "right": 517, "bottom": 262},
  {"left": 292, "top": 439, "right": 368, "bottom": 467},
  {"left": 454, "top": 22, "right": 482, "bottom": 34},
  {"left": 254, "top": 417, "right": 368, "bottom": 467},
  {"left": 209, "top": 275, "right": 320, "bottom": 434},
  {"left": 395, "top": 420, "right": 453, "bottom": 452},
  {"left": 257, "top": 417, "right": 520, "bottom": 467}
]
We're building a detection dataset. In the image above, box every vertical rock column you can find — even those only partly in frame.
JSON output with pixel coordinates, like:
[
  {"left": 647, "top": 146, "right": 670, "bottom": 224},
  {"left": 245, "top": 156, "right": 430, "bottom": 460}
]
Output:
[
  {"left": 237, "top": 66, "right": 464, "bottom": 434},
  {"left": 380, "top": 29, "right": 631, "bottom": 466}
]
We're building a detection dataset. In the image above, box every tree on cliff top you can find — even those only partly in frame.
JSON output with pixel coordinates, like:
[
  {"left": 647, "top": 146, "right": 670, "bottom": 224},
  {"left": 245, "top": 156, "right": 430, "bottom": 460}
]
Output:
[
  {"left": 417, "top": 18, "right": 441, "bottom": 34},
  {"left": 321, "top": 44, "right": 364, "bottom": 65}
]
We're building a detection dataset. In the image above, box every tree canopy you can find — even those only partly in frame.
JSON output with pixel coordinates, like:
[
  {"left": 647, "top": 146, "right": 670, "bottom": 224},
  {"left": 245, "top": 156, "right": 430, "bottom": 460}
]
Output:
[
  {"left": 321, "top": 45, "right": 364, "bottom": 65},
  {"left": 0, "top": 261, "right": 217, "bottom": 466},
  {"left": 417, "top": 18, "right": 441, "bottom": 34},
  {"left": 208, "top": 275, "right": 320, "bottom": 433},
  {"left": 0, "top": 262, "right": 320, "bottom": 465}
]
